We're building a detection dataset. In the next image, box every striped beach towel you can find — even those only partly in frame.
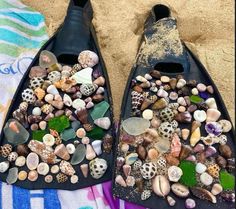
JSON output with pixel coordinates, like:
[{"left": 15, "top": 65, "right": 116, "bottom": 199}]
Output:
[{"left": 0, "top": 1, "right": 146, "bottom": 208}]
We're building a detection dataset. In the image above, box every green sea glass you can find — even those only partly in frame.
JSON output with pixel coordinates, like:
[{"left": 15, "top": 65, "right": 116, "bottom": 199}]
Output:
[
  {"left": 190, "top": 95, "right": 203, "bottom": 104},
  {"left": 220, "top": 170, "right": 235, "bottom": 190},
  {"left": 60, "top": 128, "right": 76, "bottom": 141},
  {"left": 87, "top": 127, "right": 105, "bottom": 140},
  {"left": 3, "top": 119, "right": 29, "bottom": 145},
  {"left": 32, "top": 130, "right": 48, "bottom": 141},
  {"left": 179, "top": 160, "right": 197, "bottom": 187},
  {"left": 48, "top": 115, "right": 70, "bottom": 132},
  {"left": 90, "top": 101, "right": 110, "bottom": 120},
  {"left": 71, "top": 144, "right": 86, "bottom": 165}
]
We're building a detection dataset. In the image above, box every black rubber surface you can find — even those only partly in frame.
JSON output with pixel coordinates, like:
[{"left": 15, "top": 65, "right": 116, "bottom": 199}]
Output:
[
  {"left": 112, "top": 4, "right": 235, "bottom": 209},
  {"left": 0, "top": 0, "right": 115, "bottom": 190}
]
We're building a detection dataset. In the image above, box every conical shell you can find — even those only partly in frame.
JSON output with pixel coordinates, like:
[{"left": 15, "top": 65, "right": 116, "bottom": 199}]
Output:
[
  {"left": 181, "top": 129, "right": 190, "bottom": 140},
  {"left": 54, "top": 144, "right": 70, "bottom": 160},
  {"left": 59, "top": 160, "right": 75, "bottom": 176},
  {"left": 115, "top": 175, "right": 127, "bottom": 187},
  {"left": 80, "top": 164, "right": 89, "bottom": 178},
  {"left": 94, "top": 117, "right": 111, "bottom": 130},
  {"left": 123, "top": 164, "right": 131, "bottom": 177},
  {"left": 190, "top": 127, "right": 201, "bottom": 147},
  {"left": 86, "top": 144, "right": 96, "bottom": 160}
]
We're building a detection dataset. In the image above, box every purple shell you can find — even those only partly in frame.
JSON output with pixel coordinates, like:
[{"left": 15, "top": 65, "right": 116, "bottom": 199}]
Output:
[
  {"left": 199, "top": 91, "right": 209, "bottom": 99},
  {"left": 92, "top": 66, "right": 102, "bottom": 78},
  {"left": 205, "top": 122, "right": 222, "bottom": 136}
]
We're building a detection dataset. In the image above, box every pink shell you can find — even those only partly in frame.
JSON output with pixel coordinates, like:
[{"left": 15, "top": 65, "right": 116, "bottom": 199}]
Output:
[{"left": 170, "top": 133, "right": 181, "bottom": 157}]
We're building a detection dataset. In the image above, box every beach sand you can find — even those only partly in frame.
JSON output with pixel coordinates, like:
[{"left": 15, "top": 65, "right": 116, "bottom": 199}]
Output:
[{"left": 22, "top": 0, "right": 235, "bottom": 122}]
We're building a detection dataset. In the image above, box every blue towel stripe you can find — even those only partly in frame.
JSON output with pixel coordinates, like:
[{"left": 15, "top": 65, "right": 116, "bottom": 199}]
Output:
[
  {"left": 1, "top": 12, "right": 45, "bottom": 26},
  {"left": 30, "top": 193, "right": 45, "bottom": 198},
  {"left": 13, "top": 186, "right": 30, "bottom": 209},
  {"left": 0, "top": 28, "right": 43, "bottom": 48},
  {"left": 0, "top": 182, "right": 2, "bottom": 207},
  {"left": 44, "top": 190, "right": 61, "bottom": 209}
]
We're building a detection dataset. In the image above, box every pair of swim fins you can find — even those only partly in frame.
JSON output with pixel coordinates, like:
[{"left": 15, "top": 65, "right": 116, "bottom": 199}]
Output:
[{"left": 0, "top": 1, "right": 234, "bottom": 208}]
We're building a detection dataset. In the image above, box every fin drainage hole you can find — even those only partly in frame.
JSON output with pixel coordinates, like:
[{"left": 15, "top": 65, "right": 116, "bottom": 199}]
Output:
[{"left": 154, "top": 62, "right": 184, "bottom": 74}]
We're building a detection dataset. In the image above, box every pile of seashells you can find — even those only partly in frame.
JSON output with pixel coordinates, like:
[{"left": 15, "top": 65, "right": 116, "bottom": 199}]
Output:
[
  {"left": 115, "top": 70, "right": 235, "bottom": 208},
  {"left": 0, "top": 50, "right": 113, "bottom": 186}
]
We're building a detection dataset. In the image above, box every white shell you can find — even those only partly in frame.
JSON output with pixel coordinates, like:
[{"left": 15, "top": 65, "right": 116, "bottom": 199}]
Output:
[
  {"left": 195, "top": 163, "right": 207, "bottom": 174},
  {"left": 89, "top": 158, "right": 107, "bottom": 179},
  {"left": 94, "top": 117, "right": 111, "bottom": 130},
  {"left": 168, "top": 166, "right": 183, "bottom": 182},
  {"left": 211, "top": 183, "right": 223, "bottom": 195},
  {"left": 47, "top": 85, "right": 59, "bottom": 95},
  {"left": 32, "top": 107, "right": 41, "bottom": 116},
  {"left": 142, "top": 109, "right": 153, "bottom": 120},
  {"left": 193, "top": 110, "right": 206, "bottom": 122},
  {"left": 43, "top": 134, "right": 55, "bottom": 146},
  {"left": 26, "top": 152, "right": 39, "bottom": 170},
  {"left": 51, "top": 165, "right": 60, "bottom": 174},
  {"left": 205, "top": 98, "right": 217, "bottom": 109},
  {"left": 63, "top": 94, "right": 73, "bottom": 107},
  {"left": 44, "top": 94, "right": 54, "bottom": 103},
  {"left": 78, "top": 50, "right": 99, "bottom": 68},
  {"left": 0, "top": 161, "right": 9, "bottom": 173},
  {"left": 37, "top": 162, "right": 49, "bottom": 175},
  {"left": 200, "top": 172, "right": 213, "bottom": 186},
  {"left": 70, "top": 67, "right": 93, "bottom": 84},
  {"left": 91, "top": 140, "right": 102, "bottom": 156},
  {"left": 15, "top": 156, "right": 26, "bottom": 167},
  {"left": 66, "top": 143, "right": 76, "bottom": 154},
  {"left": 72, "top": 99, "right": 86, "bottom": 109},
  {"left": 70, "top": 175, "right": 79, "bottom": 184}
]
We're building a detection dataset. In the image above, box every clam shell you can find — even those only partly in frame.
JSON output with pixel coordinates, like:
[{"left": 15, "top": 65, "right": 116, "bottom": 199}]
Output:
[{"left": 152, "top": 175, "right": 170, "bottom": 197}]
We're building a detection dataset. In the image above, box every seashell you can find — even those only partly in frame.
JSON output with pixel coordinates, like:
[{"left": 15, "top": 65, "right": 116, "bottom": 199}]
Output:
[
  {"left": 205, "top": 122, "right": 222, "bottom": 136},
  {"left": 19, "top": 101, "right": 28, "bottom": 113},
  {"left": 16, "top": 144, "right": 29, "bottom": 157},
  {"left": 191, "top": 187, "right": 216, "bottom": 203},
  {"left": 144, "top": 73, "right": 152, "bottom": 80},
  {"left": 148, "top": 148, "right": 159, "bottom": 161},
  {"left": 44, "top": 113, "right": 54, "bottom": 121},
  {"left": 80, "top": 164, "right": 89, "bottom": 178},
  {"left": 140, "top": 162, "right": 157, "bottom": 179},
  {"left": 226, "top": 158, "right": 235, "bottom": 173},
  {"left": 142, "top": 109, "right": 153, "bottom": 120},
  {"left": 28, "top": 140, "right": 58, "bottom": 164},
  {"left": 94, "top": 117, "right": 111, "bottom": 130},
  {"left": 159, "top": 107, "right": 175, "bottom": 122},
  {"left": 28, "top": 170, "right": 38, "bottom": 182},
  {"left": 115, "top": 175, "right": 127, "bottom": 187},
  {"left": 0, "top": 161, "right": 9, "bottom": 173},
  {"left": 160, "top": 75, "right": 170, "bottom": 83},
  {"left": 167, "top": 78, "right": 176, "bottom": 90},
  {"left": 219, "top": 144, "right": 232, "bottom": 159},
  {"left": 216, "top": 155, "right": 227, "bottom": 168},
  {"left": 39, "top": 50, "right": 57, "bottom": 68},
  {"left": 41, "top": 104, "right": 54, "bottom": 115},
  {"left": 29, "top": 66, "right": 47, "bottom": 78},
  {"left": 157, "top": 156, "right": 167, "bottom": 168},
  {"left": 218, "top": 119, "right": 232, "bottom": 133},
  {"left": 191, "top": 88, "right": 199, "bottom": 95},
  {"left": 37, "top": 162, "right": 49, "bottom": 175},
  {"left": 8, "top": 152, "right": 18, "bottom": 162},
  {"left": 169, "top": 92, "right": 178, "bottom": 100},
  {"left": 166, "top": 196, "right": 176, "bottom": 206},
  {"left": 1, "top": 144, "right": 12, "bottom": 158},
  {"left": 86, "top": 144, "right": 96, "bottom": 160},
  {"left": 195, "top": 163, "right": 207, "bottom": 174},
  {"left": 158, "top": 121, "right": 175, "bottom": 139},
  {"left": 152, "top": 98, "right": 168, "bottom": 110},
  {"left": 196, "top": 152, "right": 206, "bottom": 163},
  {"left": 205, "top": 98, "right": 217, "bottom": 109},
  {"left": 170, "top": 133, "right": 181, "bottom": 157},
  {"left": 70, "top": 175, "right": 79, "bottom": 184},
  {"left": 47, "top": 85, "right": 59, "bottom": 95},
  {"left": 185, "top": 198, "right": 196, "bottom": 209},
  {"left": 56, "top": 173, "right": 68, "bottom": 183},
  {"left": 63, "top": 94, "right": 73, "bottom": 107},
  {"left": 93, "top": 76, "right": 105, "bottom": 87},
  {"left": 116, "top": 157, "right": 125, "bottom": 170},
  {"left": 72, "top": 63, "right": 81, "bottom": 72},
  {"left": 89, "top": 158, "right": 108, "bottom": 179},
  {"left": 60, "top": 160, "right": 75, "bottom": 176},
  {"left": 187, "top": 104, "right": 197, "bottom": 113},
  {"left": 15, "top": 156, "right": 26, "bottom": 167},
  {"left": 80, "top": 83, "right": 97, "bottom": 96},
  {"left": 179, "top": 145, "right": 192, "bottom": 160},
  {"left": 22, "top": 88, "right": 36, "bottom": 104},
  {"left": 200, "top": 172, "right": 213, "bottom": 186},
  {"left": 133, "top": 85, "right": 143, "bottom": 93},
  {"left": 174, "top": 111, "right": 192, "bottom": 123},
  {"left": 206, "top": 109, "right": 221, "bottom": 122},
  {"left": 171, "top": 183, "right": 190, "bottom": 197},
  {"left": 136, "top": 75, "right": 147, "bottom": 83},
  {"left": 205, "top": 146, "right": 217, "bottom": 158},
  {"left": 131, "top": 91, "right": 144, "bottom": 114},
  {"left": 166, "top": 154, "right": 179, "bottom": 166},
  {"left": 18, "top": 170, "right": 27, "bottom": 181},
  {"left": 82, "top": 136, "right": 90, "bottom": 145},
  {"left": 50, "top": 100, "right": 64, "bottom": 110},
  {"left": 181, "top": 129, "right": 190, "bottom": 140},
  {"left": 72, "top": 98, "right": 85, "bottom": 110},
  {"left": 42, "top": 134, "right": 55, "bottom": 147},
  {"left": 102, "top": 134, "right": 113, "bottom": 153},
  {"left": 92, "top": 94, "right": 104, "bottom": 102},
  {"left": 177, "top": 97, "right": 187, "bottom": 106},
  {"left": 76, "top": 128, "right": 86, "bottom": 138},
  {"left": 168, "top": 166, "right": 183, "bottom": 182},
  {"left": 51, "top": 165, "right": 59, "bottom": 174},
  {"left": 34, "top": 87, "right": 45, "bottom": 101},
  {"left": 221, "top": 191, "right": 235, "bottom": 202},
  {"left": 150, "top": 116, "right": 161, "bottom": 128},
  {"left": 123, "top": 164, "right": 131, "bottom": 177},
  {"left": 61, "top": 70, "right": 71, "bottom": 79},
  {"left": 152, "top": 175, "right": 170, "bottom": 197},
  {"left": 157, "top": 88, "right": 168, "bottom": 98},
  {"left": 149, "top": 69, "right": 161, "bottom": 78},
  {"left": 29, "top": 77, "right": 44, "bottom": 90},
  {"left": 193, "top": 143, "right": 205, "bottom": 153},
  {"left": 141, "top": 190, "right": 152, "bottom": 200},
  {"left": 193, "top": 110, "right": 206, "bottom": 122},
  {"left": 65, "top": 143, "right": 75, "bottom": 155},
  {"left": 136, "top": 145, "right": 147, "bottom": 160},
  {"left": 76, "top": 108, "right": 88, "bottom": 124},
  {"left": 54, "top": 144, "right": 70, "bottom": 160},
  {"left": 32, "top": 107, "right": 41, "bottom": 116},
  {"left": 176, "top": 78, "right": 186, "bottom": 89},
  {"left": 26, "top": 152, "right": 39, "bottom": 170},
  {"left": 42, "top": 80, "right": 52, "bottom": 90},
  {"left": 44, "top": 93, "right": 54, "bottom": 103},
  {"left": 48, "top": 71, "right": 61, "bottom": 83},
  {"left": 135, "top": 177, "right": 144, "bottom": 192},
  {"left": 185, "top": 155, "right": 196, "bottom": 162},
  {"left": 78, "top": 50, "right": 99, "bottom": 68},
  {"left": 190, "top": 127, "right": 201, "bottom": 147},
  {"left": 207, "top": 163, "right": 220, "bottom": 178},
  {"left": 96, "top": 86, "right": 105, "bottom": 94},
  {"left": 150, "top": 86, "right": 158, "bottom": 92},
  {"left": 211, "top": 183, "right": 223, "bottom": 196},
  {"left": 196, "top": 83, "right": 206, "bottom": 92},
  {"left": 191, "top": 121, "right": 201, "bottom": 133},
  {"left": 218, "top": 134, "right": 227, "bottom": 145},
  {"left": 86, "top": 101, "right": 94, "bottom": 109}
]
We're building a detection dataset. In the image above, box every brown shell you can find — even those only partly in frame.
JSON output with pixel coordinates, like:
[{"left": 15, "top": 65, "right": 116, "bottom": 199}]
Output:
[
  {"left": 76, "top": 108, "right": 88, "bottom": 124},
  {"left": 1, "top": 144, "right": 12, "bottom": 158},
  {"left": 207, "top": 164, "right": 220, "bottom": 178},
  {"left": 56, "top": 173, "right": 68, "bottom": 183},
  {"left": 103, "top": 134, "right": 113, "bottom": 153}
]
